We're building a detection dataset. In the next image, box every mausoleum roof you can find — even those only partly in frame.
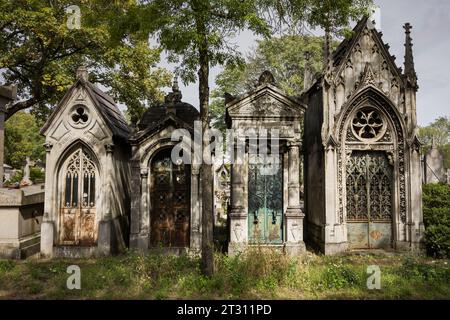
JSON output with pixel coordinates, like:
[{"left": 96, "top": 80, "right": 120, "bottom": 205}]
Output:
[{"left": 137, "top": 78, "right": 199, "bottom": 131}]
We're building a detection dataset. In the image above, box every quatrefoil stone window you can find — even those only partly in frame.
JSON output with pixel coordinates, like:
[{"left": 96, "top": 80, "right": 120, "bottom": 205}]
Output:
[{"left": 351, "top": 108, "right": 387, "bottom": 142}]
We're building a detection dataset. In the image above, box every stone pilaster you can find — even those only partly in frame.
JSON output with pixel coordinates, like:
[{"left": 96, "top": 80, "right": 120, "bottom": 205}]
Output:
[
  {"left": 228, "top": 145, "right": 248, "bottom": 256},
  {"left": 129, "top": 155, "right": 142, "bottom": 248},
  {"left": 139, "top": 168, "right": 149, "bottom": 236},
  {"left": 285, "top": 139, "right": 305, "bottom": 255},
  {"left": 98, "top": 144, "right": 115, "bottom": 255},
  {"left": 40, "top": 142, "right": 54, "bottom": 257}
]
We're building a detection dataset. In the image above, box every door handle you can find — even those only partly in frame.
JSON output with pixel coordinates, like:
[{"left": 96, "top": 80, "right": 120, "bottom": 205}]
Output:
[{"left": 272, "top": 211, "right": 277, "bottom": 224}]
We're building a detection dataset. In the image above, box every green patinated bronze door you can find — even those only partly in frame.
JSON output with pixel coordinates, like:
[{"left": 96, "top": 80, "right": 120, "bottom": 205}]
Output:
[
  {"left": 346, "top": 151, "right": 393, "bottom": 249},
  {"left": 248, "top": 157, "right": 283, "bottom": 244}
]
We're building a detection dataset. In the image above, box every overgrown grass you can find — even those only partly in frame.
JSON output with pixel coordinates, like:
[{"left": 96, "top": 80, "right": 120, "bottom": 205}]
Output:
[{"left": 0, "top": 250, "right": 448, "bottom": 299}]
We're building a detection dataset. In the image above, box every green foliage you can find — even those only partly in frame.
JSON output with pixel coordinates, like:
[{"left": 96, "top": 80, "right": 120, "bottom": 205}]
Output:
[
  {"left": 257, "top": 0, "right": 373, "bottom": 35},
  {"left": 419, "top": 116, "right": 450, "bottom": 169},
  {"left": 0, "top": 251, "right": 449, "bottom": 299},
  {"left": 0, "top": 260, "right": 15, "bottom": 273},
  {"left": 30, "top": 167, "right": 45, "bottom": 183},
  {"left": 322, "top": 262, "right": 360, "bottom": 289},
  {"left": 210, "top": 35, "right": 335, "bottom": 131},
  {"left": 399, "top": 255, "right": 450, "bottom": 282},
  {"left": 4, "top": 111, "right": 45, "bottom": 169},
  {"left": 0, "top": 0, "right": 171, "bottom": 123},
  {"left": 422, "top": 184, "right": 450, "bottom": 258},
  {"left": 139, "top": 0, "right": 272, "bottom": 82}
]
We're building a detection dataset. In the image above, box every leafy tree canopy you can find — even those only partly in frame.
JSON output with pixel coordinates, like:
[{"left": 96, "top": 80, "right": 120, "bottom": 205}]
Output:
[
  {"left": 419, "top": 116, "right": 450, "bottom": 169},
  {"left": 209, "top": 34, "right": 338, "bottom": 131},
  {"left": 0, "top": 0, "right": 172, "bottom": 124},
  {"left": 4, "top": 111, "right": 44, "bottom": 169}
]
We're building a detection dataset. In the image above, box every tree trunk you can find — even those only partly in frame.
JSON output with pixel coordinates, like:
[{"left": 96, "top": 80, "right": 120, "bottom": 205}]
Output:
[{"left": 197, "top": 17, "right": 214, "bottom": 276}]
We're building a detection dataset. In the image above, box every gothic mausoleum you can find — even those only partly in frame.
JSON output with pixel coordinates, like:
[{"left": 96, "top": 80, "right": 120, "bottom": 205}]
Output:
[
  {"left": 40, "top": 67, "right": 131, "bottom": 258},
  {"left": 303, "top": 18, "right": 423, "bottom": 253},
  {"left": 37, "top": 18, "right": 424, "bottom": 258}
]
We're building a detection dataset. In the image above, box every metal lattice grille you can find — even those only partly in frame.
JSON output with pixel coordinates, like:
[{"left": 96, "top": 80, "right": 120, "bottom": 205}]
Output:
[
  {"left": 346, "top": 152, "right": 392, "bottom": 222},
  {"left": 248, "top": 156, "right": 283, "bottom": 244}
]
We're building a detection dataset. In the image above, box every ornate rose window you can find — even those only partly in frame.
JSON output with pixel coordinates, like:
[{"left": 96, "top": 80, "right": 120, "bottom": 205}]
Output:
[{"left": 351, "top": 107, "right": 387, "bottom": 142}]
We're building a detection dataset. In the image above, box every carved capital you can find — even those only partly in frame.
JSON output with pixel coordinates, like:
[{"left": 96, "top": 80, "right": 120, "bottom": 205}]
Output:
[
  {"left": 140, "top": 168, "right": 148, "bottom": 178},
  {"left": 105, "top": 143, "right": 115, "bottom": 154},
  {"left": 192, "top": 165, "right": 200, "bottom": 175},
  {"left": 287, "top": 139, "right": 301, "bottom": 149},
  {"left": 43, "top": 142, "right": 53, "bottom": 153}
]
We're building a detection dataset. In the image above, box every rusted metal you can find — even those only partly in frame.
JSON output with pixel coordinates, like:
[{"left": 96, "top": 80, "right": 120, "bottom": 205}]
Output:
[
  {"left": 346, "top": 152, "right": 392, "bottom": 249},
  {"left": 150, "top": 149, "right": 190, "bottom": 247},
  {"left": 59, "top": 147, "right": 97, "bottom": 246}
]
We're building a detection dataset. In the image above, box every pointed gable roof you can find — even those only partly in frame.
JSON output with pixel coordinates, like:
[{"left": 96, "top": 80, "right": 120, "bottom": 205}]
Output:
[
  {"left": 332, "top": 16, "right": 403, "bottom": 81},
  {"left": 41, "top": 75, "right": 130, "bottom": 140}
]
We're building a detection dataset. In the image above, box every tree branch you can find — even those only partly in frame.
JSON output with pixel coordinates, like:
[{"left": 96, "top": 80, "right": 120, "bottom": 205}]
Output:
[{"left": 5, "top": 98, "right": 37, "bottom": 120}]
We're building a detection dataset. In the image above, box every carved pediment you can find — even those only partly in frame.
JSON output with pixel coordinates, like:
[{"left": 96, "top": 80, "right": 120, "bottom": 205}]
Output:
[{"left": 227, "top": 86, "right": 303, "bottom": 119}]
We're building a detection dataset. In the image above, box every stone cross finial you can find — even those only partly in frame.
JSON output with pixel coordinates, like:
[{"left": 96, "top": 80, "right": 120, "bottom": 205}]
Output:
[{"left": 76, "top": 65, "right": 89, "bottom": 82}]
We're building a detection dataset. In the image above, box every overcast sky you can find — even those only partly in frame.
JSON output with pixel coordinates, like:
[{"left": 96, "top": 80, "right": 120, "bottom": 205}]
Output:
[{"left": 160, "top": 0, "right": 450, "bottom": 126}]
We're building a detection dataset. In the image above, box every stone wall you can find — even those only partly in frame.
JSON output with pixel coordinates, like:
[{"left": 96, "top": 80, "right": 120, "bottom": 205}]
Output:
[{"left": 0, "top": 184, "right": 44, "bottom": 259}]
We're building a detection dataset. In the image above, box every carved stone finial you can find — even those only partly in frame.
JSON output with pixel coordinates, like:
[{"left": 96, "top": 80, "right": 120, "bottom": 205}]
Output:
[
  {"left": 76, "top": 65, "right": 89, "bottom": 82},
  {"left": 403, "top": 23, "right": 418, "bottom": 89},
  {"left": 165, "top": 76, "right": 183, "bottom": 104},
  {"left": 172, "top": 76, "right": 180, "bottom": 92},
  {"left": 258, "top": 70, "right": 275, "bottom": 86}
]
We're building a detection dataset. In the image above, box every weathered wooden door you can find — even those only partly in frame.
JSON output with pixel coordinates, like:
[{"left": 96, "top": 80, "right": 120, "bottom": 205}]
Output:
[
  {"left": 150, "top": 149, "right": 190, "bottom": 247},
  {"left": 59, "top": 147, "right": 97, "bottom": 246},
  {"left": 248, "top": 157, "right": 283, "bottom": 244},
  {"left": 346, "top": 151, "right": 393, "bottom": 249}
]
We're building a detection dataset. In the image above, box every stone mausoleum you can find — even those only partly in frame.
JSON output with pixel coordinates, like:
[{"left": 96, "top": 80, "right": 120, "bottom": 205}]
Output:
[{"left": 18, "top": 17, "right": 424, "bottom": 258}]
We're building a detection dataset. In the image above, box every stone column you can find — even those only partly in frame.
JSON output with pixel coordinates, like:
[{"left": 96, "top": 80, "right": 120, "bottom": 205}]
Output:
[
  {"left": 409, "top": 141, "right": 424, "bottom": 251},
  {"left": 98, "top": 144, "right": 115, "bottom": 256},
  {"left": 139, "top": 168, "right": 149, "bottom": 237},
  {"left": 285, "top": 139, "right": 305, "bottom": 255},
  {"left": 228, "top": 143, "right": 248, "bottom": 256},
  {"left": 40, "top": 142, "right": 54, "bottom": 257},
  {"left": 129, "top": 154, "right": 141, "bottom": 248}
]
